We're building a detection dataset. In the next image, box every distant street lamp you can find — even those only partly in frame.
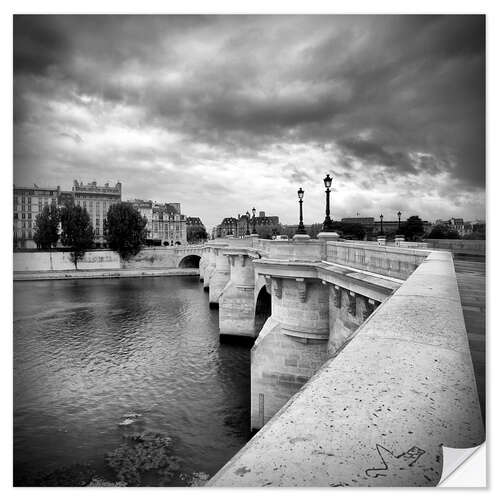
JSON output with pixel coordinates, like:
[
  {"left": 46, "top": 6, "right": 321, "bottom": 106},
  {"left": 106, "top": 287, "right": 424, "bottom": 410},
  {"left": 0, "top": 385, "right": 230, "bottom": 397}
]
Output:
[
  {"left": 379, "top": 214, "right": 384, "bottom": 235},
  {"left": 322, "top": 174, "right": 334, "bottom": 232},
  {"left": 296, "top": 188, "right": 307, "bottom": 234},
  {"left": 397, "top": 211, "right": 402, "bottom": 231},
  {"left": 245, "top": 211, "right": 250, "bottom": 236},
  {"left": 251, "top": 207, "right": 257, "bottom": 235}
]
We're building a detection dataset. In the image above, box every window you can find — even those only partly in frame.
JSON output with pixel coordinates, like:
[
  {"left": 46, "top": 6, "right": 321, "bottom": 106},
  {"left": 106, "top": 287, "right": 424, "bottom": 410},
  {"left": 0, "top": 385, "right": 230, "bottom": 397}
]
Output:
[
  {"left": 22, "top": 213, "right": 25, "bottom": 219},
  {"left": 14, "top": 213, "right": 18, "bottom": 219},
  {"left": 28, "top": 213, "right": 31, "bottom": 219}
]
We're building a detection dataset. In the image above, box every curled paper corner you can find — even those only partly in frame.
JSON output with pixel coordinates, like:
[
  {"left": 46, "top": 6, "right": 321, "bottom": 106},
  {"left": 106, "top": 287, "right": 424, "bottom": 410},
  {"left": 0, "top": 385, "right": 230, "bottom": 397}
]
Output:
[{"left": 438, "top": 443, "right": 486, "bottom": 487}]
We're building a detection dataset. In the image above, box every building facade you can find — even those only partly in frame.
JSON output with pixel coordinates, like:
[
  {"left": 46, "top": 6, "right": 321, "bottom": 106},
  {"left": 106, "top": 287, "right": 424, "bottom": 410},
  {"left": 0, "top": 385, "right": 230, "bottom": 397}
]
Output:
[
  {"left": 71, "top": 180, "right": 122, "bottom": 246},
  {"left": 13, "top": 184, "right": 61, "bottom": 249},
  {"left": 214, "top": 211, "right": 280, "bottom": 239},
  {"left": 129, "top": 199, "right": 187, "bottom": 246}
]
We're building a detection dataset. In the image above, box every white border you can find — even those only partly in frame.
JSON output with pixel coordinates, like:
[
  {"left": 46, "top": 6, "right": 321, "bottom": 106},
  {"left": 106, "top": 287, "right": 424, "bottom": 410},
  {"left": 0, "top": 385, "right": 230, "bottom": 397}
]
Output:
[{"left": 2, "top": 1, "right": 496, "bottom": 497}]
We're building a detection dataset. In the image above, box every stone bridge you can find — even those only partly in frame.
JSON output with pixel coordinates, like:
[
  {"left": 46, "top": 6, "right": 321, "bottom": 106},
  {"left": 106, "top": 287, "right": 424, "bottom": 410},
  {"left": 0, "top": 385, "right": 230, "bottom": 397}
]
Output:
[{"left": 198, "top": 234, "right": 484, "bottom": 487}]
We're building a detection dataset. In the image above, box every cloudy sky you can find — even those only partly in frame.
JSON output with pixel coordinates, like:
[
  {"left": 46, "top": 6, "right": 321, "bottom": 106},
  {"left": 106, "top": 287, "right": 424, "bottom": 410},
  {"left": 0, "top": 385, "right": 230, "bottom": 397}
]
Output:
[{"left": 14, "top": 15, "right": 485, "bottom": 229}]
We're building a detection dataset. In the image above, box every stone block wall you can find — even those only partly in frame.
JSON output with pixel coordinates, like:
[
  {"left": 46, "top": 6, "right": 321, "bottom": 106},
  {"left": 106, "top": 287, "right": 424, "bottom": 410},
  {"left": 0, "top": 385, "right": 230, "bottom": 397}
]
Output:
[
  {"left": 14, "top": 250, "right": 120, "bottom": 272},
  {"left": 250, "top": 318, "right": 329, "bottom": 430},
  {"left": 327, "top": 285, "right": 378, "bottom": 356}
]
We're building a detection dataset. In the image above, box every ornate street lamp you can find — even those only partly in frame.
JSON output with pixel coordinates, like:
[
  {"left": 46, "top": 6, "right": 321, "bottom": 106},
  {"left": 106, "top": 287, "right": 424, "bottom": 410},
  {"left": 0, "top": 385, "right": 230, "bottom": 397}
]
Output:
[
  {"left": 322, "top": 174, "right": 334, "bottom": 232},
  {"left": 397, "top": 211, "right": 402, "bottom": 231},
  {"left": 379, "top": 214, "right": 384, "bottom": 235},
  {"left": 296, "top": 188, "right": 307, "bottom": 234},
  {"left": 245, "top": 211, "right": 250, "bottom": 236},
  {"left": 251, "top": 207, "right": 257, "bottom": 235}
]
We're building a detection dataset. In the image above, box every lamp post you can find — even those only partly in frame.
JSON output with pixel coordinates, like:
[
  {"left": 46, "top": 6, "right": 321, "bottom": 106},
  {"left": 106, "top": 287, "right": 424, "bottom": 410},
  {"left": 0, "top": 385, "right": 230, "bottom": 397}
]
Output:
[
  {"left": 397, "top": 211, "right": 402, "bottom": 231},
  {"left": 251, "top": 207, "right": 257, "bottom": 235},
  {"left": 322, "top": 174, "right": 333, "bottom": 231},
  {"left": 245, "top": 211, "right": 250, "bottom": 236},
  {"left": 379, "top": 214, "right": 384, "bottom": 235},
  {"left": 296, "top": 188, "right": 307, "bottom": 234}
]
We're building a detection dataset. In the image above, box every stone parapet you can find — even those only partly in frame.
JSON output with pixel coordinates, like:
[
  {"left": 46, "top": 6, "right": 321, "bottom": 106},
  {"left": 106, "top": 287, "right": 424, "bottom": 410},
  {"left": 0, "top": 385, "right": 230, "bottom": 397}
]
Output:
[{"left": 325, "top": 240, "right": 430, "bottom": 280}]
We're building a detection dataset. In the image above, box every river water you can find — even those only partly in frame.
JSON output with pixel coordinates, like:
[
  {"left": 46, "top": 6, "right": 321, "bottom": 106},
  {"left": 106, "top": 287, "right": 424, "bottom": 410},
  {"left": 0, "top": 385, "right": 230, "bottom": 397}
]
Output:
[{"left": 13, "top": 276, "right": 251, "bottom": 486}]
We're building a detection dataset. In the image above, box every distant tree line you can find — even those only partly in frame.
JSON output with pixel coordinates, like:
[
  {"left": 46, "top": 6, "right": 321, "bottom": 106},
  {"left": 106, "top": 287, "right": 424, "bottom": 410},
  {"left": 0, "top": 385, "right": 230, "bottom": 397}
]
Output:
[{"left": 33, "top": 201, "right": 147, "bottom": 269}]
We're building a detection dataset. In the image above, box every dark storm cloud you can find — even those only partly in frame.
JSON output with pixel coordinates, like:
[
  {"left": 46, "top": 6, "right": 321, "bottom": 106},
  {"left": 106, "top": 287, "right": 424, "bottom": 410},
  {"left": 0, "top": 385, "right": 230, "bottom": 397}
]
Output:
[{"left": 13, "top": 15, "right": 485, "bottom": 226}]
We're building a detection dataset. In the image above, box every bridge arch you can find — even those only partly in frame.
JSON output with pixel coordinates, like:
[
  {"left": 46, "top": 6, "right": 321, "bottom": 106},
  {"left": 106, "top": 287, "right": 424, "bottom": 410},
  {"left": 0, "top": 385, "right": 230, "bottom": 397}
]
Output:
[
  {"left": 178, "top": 254, "right": 201, "bottom": 268},
  {"left": 254, "top": 284, "right": 271, "bottom": 334}
]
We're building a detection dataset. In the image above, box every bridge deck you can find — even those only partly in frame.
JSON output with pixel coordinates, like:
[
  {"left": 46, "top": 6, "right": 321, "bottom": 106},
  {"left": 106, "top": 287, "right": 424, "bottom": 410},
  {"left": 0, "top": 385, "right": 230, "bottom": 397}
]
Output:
[{"left": 454, "top": 257, "right": 486, "bottom": 424}]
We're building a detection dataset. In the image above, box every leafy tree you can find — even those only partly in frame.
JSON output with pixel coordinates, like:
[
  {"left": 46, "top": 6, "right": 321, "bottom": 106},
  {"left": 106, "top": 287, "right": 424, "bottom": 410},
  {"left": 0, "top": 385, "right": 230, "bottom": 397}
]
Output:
[
  {"left": 60, "top": 204, "right": 95, "bottom": 269},
  {"left": 399, "top": 215, "right": 425, "bottom": 241},
  {"left": 428, "top": 224, "right": 460, "bottom": 239},
  {"left": 339, "top": 222, "right": 365, "bottom": 240},
  {"left": 104, "top": 202, "right": 147, "bottom": 260},
  {"left": 34, "top": 203, "right": 60, "bottom": 249},
  {"left": 187, "top": 225, "right": 208, "bottom": 243}
]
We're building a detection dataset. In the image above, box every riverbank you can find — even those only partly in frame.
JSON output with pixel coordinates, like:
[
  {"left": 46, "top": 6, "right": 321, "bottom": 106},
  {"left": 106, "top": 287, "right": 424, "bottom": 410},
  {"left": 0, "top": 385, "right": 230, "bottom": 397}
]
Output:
[{"left": 14, "top": 267, "right": 199, "bottom": 281}]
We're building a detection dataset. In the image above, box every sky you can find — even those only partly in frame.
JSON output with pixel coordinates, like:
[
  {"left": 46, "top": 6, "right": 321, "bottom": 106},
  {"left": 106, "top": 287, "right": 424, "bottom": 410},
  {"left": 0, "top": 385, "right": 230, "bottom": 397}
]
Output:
[{"left": 13, "top": 15, "right": 485, "bottom": 230}]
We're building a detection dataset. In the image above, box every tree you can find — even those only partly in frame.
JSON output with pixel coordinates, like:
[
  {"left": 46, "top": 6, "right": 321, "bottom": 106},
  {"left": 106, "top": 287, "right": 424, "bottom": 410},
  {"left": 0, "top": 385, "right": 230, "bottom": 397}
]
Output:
[
  {"left": 187, "top": 225, "right": 208, "bottom": 243},
  {"left": 34, "top": 203, "right": 60, "bottom": 249},
  {"left": 399, "top": 215, "right": 425, "bottom": 241},
  {"left": 428, "top": 224, "right": 460, "bottom": 239},
  {"left": 104, "top": 202, "right": 147, "bottom": 260},
  {"left": 60, "top": 204, "right": 95, "bottom": 269}
]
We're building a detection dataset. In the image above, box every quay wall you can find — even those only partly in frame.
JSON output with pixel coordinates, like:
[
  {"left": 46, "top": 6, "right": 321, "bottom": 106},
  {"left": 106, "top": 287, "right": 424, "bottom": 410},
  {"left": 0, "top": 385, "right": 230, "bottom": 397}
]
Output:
[
  {"left": 13, "top": 246, "right": 205, "bottom": 273},
  {"left": 208, "top": 249, "right": 484, "bottom": 487},
  {"left": 14, "top": 250, "right": 120, "bottom": 272}
]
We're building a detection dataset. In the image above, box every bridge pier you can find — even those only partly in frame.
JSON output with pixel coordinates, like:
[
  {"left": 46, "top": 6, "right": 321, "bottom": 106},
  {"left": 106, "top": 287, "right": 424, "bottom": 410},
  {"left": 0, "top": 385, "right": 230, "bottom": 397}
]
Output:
[
  {"left": 219, "top": 249, "right": 258, "bottom": 337},
  {"left": 199, "top": 248, "right": 208, "bottom": 282},
  {"left": 251, "top": 277, "right": 330, "bottom": 430},
  {"left": 203, "top": 246, "right": 217, "bottom": 290},
  {"left": 209, "top": 244, "right": 231, "bottom": 307}
]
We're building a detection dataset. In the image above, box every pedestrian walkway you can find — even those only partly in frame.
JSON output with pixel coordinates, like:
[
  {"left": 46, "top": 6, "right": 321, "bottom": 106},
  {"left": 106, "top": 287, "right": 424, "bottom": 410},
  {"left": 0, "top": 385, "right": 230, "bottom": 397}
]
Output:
[
  {"left": 14, "top": 267, "right": 199, "bottom": 281},
  {"left": 454, "top": 257, "right": 486, "bottom": 424}
]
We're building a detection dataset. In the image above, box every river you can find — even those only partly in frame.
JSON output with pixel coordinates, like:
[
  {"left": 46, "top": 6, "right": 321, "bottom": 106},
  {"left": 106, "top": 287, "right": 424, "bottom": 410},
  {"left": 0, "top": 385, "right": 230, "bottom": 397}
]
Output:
[{"left": 13, "top": 275, "right": 251, "bottom": 486}]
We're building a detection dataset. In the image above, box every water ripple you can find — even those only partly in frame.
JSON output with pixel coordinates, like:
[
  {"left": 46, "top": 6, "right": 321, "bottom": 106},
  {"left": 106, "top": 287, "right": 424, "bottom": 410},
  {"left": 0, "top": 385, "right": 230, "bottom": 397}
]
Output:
[{"left": 14, "top": 276, "right": 251, "bottom": 485}]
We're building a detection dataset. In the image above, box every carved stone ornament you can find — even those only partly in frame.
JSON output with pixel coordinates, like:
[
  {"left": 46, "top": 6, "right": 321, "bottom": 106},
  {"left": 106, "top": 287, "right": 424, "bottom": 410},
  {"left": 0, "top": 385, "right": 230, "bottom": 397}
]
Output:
[
  {"left": 264, "top": 275, "right": 272, "bottom": 294},
  {"left": 296, "top": 278, "right": 307, "bottom": 303},
  {"left": 348, "top": 291, "right": 357, "bottom": 316},
  {"left": 273, "top": 278, "right": 283, "bottom": 299},
  {"left": 334, "top": 285, "right": 342, "bottom": 308},
  {"left": 363, "top": 297, "right": 374, "bottom": 320}
]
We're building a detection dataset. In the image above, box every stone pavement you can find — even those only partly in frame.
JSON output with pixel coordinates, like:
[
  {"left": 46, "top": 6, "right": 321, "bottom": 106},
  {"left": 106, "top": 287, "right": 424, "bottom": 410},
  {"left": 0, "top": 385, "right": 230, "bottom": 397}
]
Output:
[
  {"left": 13, "top": 267, "right": 199, "bottom": 281},
  {"left": 454, "top": 257, "right": 486, "bottom": 424}
]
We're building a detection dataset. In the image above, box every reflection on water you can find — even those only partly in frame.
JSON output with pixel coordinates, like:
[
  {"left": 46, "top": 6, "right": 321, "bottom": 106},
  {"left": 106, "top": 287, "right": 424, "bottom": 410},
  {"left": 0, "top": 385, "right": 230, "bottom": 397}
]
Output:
[{"left": 14, "top": 276, "right": 251, "bottom": 486}]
